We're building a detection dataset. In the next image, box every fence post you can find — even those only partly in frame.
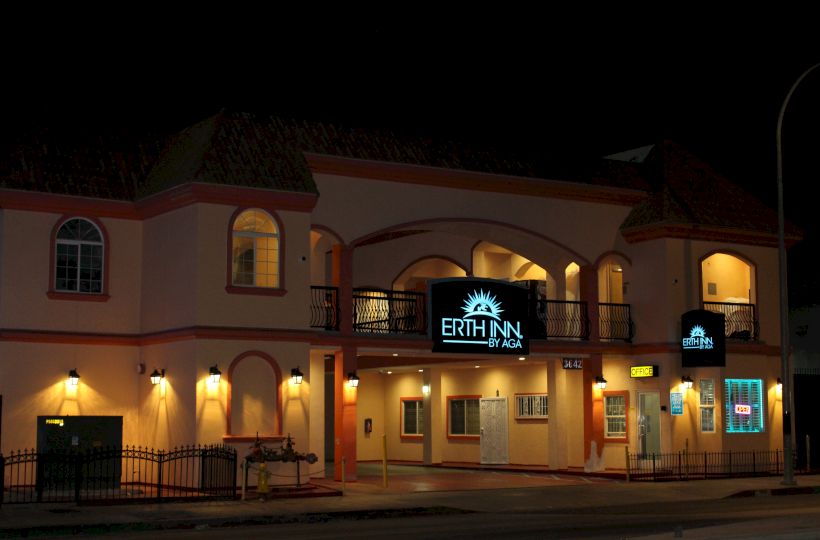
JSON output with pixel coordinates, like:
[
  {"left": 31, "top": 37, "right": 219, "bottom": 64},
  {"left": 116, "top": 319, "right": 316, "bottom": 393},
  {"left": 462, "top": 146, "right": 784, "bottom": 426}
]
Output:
[
  {"left": 231, "top": 449, "right": 238, "bottom": 499},
  {"left": 677, "top": 451, "right": 682, "bottom": 481},
  {"left": 652, "top": 453, "right": 656, "bottom": 481},
  {"left": 728, "top": 451, "right": 732, "bottom": 477},
  {"left": 36, "top": 451, "right": 43, "bottom": 503},
  {"left": 624, "top": 447, "right": 630, "bottom": 482},
  {"left": 704, "top": 452, "right": 707, "bottom": 479},
  {"left": 807, "top": 435, "right": 811, "bottom": 472},
  {"left": 157, "top": 450, "right": 164, "bottom": 501},
  {"left": 753, "top": 451, "right": 756, "bottom": 476},
  {"left": 74, "top": 452, "right": 82, "bottom": 503}
]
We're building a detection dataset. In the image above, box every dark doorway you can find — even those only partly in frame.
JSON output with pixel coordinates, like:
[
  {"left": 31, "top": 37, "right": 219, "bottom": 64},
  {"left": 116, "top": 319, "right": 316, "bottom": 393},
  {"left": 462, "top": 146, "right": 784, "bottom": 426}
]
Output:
[{"left": 794, "top": 373, "right": 820, "bottom": 469}]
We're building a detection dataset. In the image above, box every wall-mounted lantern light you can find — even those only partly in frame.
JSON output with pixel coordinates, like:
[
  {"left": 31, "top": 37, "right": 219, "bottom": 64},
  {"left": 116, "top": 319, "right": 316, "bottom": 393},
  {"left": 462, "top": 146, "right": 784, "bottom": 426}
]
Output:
[
  {"left": 682, "top": 375, "right": 694, "bottom": 390},
  {"left": 595, "top": 375, "right": 607, "bottom": 390},
  {"left": 150, "top": 368, "right": 165, "bottom": 385},
  {"left": 68, "top": 369, "right": 80, "bottom": 386},
  {"left": 209, "top": 365, "right": 221, "bottom": 384},
  {"left": 347, "top": 372, "right": 360, "bottom": 388},
  {"left": 291, "top": 366, "right": 304, "bottom": 385},
  {"left": 777, "top": 377, "right": 783, "bottom": 389},
  {"left": 422, "top": 383, "right": 431, "bottom": 395}
]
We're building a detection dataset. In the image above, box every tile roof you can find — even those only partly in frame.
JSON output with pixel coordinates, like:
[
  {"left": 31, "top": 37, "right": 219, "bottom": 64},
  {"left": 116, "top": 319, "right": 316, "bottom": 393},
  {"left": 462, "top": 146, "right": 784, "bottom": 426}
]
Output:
[
  {"left": 1, "top": 114, "right": 797, "bottom": 242},
  {"left": 619, "top": 140, "right": 802, "bottom": 239}
]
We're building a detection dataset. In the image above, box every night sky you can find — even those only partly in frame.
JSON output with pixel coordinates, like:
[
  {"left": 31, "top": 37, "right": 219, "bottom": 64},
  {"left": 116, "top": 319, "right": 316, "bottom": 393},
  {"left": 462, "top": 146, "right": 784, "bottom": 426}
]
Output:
[{"left": 4, "top": 23, "right": 819, "bottom": 302}]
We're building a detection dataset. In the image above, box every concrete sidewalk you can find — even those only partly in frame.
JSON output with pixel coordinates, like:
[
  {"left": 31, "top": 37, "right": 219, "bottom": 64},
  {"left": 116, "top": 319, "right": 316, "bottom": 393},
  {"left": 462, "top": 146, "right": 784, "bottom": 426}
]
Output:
[{"left": 1, "top": 469, "right": 818, "bottom": 538}]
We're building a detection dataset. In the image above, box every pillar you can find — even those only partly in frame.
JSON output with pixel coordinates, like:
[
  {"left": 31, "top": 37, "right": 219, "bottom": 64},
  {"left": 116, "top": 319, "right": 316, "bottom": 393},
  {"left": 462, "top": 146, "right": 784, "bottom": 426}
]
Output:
[
  {"left": 331, "top": 244, "right": 353, "bottom": 334},
  {"left": 422, "top": 367, "right": 443, "bottom": 465},
  {"left": 580, "top": 264, "right": 599, "bottom": 341},
  {"left": 583, "top": 353, "right": 604, "bottom": 461},
  {"left": 334, "top": 345, "right": 357, "bottom": 481}
]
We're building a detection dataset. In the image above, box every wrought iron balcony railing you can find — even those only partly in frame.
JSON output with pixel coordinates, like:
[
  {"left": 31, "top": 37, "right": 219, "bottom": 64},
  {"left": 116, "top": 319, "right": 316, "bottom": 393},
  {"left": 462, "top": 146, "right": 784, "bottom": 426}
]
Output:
[
  {"left": 352, "top": 288, "right": 426, "bottom": 335},
  {"left": 533, "top": 300, "right": 590, "bottom": 340},
  {"left": 310, "top": 286, "right": 340, "bottom": 331},
  {"left": 703, "top": 302, "right": 759, "bottom": 341},
  {"left": 599, "top": 302, "right": 634, "bottom": 342}
]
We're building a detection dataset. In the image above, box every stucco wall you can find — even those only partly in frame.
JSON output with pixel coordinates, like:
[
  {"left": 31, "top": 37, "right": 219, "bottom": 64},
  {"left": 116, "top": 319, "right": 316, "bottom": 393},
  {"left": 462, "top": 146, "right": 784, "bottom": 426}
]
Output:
[
  {"left": 0, "top": 342, "right": 141, "bottom": 452},
  {"left": 1, "top": 209, "right": 143, "bottom": 333}
]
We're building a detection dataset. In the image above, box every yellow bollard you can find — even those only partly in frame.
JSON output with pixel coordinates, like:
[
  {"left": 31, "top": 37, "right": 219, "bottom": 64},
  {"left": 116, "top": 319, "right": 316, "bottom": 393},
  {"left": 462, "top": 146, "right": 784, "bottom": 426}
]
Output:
[
  {"left": 382, "top": 434, "right": 388, "bottom": 488},
  {"left": 341, "top": 456, "right": 346, "bottom": 494},
  {"left": 257, "top": 462, "right": 269, "bottom": 499}
]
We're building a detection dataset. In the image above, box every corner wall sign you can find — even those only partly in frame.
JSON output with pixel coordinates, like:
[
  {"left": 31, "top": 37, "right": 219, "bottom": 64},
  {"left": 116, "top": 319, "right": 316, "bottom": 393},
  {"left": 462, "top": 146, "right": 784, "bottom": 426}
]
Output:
[
  {"left": 430, "top": 278, "right": 529, "bottom": 355},
  {"left": 681, "top": 309, "right": 725, "bottom": 367}
]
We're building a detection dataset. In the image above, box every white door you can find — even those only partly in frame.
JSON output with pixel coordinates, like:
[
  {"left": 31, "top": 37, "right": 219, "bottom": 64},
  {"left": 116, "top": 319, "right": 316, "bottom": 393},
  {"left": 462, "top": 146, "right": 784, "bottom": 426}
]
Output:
[{"left": 480, "top": 397, "right": 509, "bottom": 464}]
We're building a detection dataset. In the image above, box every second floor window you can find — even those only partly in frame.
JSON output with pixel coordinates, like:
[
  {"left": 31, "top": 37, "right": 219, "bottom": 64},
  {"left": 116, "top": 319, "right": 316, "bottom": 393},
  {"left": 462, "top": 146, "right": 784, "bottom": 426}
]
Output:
[
  {"left": 55, "top": 218, "right": 103, "bottom": 293},
  {"left": 231, "top": 209, "right": 280, "bottom": 288}
]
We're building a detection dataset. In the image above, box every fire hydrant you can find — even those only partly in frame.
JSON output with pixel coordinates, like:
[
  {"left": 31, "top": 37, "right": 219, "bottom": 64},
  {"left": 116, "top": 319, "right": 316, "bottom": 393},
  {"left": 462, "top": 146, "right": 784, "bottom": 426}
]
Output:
[{"left": 257, "top": 462, "right": 270, "bottom": 499}]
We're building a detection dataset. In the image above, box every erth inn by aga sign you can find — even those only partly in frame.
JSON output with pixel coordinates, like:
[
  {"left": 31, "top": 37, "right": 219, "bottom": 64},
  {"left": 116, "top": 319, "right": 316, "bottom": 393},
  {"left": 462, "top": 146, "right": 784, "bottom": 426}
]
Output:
[{"left": 430, "top": 279, "right": 530, "bottom": 355}]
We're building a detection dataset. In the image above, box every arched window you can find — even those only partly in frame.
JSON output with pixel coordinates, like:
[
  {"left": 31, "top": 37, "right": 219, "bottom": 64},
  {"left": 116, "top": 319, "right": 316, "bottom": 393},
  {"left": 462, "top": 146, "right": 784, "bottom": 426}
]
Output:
[
  {"left": 231, "top": 209, "right": 280, "bottom": 288},
  {"left": 55, "top": 218, "right": 104, "bottom": 293}
]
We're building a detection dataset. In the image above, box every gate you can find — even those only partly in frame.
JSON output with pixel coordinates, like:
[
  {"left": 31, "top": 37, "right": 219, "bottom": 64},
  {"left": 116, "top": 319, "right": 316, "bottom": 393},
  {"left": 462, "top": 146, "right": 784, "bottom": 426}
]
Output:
[{"left": 1, "top": 444, "right": 237, "bottom": 505}]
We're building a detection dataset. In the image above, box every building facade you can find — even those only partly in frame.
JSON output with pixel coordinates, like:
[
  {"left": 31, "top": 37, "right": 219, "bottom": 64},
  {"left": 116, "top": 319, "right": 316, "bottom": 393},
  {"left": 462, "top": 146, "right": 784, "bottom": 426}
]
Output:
[{"left": 0, "top": 113, "right": 797, "bottom": 480}]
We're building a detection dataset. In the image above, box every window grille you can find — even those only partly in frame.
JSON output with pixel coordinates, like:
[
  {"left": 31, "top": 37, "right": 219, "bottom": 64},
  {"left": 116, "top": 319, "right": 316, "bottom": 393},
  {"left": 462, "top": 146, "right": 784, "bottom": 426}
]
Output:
[{"left": 515, "top": 394, "right": 548, "bottom": 419}]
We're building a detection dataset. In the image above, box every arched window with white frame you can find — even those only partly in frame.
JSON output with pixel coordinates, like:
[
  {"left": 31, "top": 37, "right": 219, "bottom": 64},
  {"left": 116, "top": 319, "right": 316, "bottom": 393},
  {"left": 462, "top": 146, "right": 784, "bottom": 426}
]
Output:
[
  {"left": 55, "top": 218, "right": 104, "bottom": 293},
  {"left": 231, "top": 209, "right": 280, "bottom": 289}
]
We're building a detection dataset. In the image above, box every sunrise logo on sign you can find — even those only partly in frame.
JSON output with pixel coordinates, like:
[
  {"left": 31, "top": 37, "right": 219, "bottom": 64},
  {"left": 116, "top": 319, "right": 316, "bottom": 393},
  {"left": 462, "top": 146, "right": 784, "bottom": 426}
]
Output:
[
  {"left": 440, "top": 289, "right": 523, "bottom": 350},
  {"left": 682, "top": 325, "right": 714, "bottom": 350}
]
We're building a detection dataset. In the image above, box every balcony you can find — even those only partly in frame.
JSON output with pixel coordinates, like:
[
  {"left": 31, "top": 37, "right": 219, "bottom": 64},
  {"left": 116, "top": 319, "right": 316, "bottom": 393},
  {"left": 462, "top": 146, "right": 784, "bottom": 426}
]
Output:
[
  {"left": 599, "top": 303, "right": 634, "bottom": 342},
  {"left": 310, "top": 286, "right": 635, "bottom": 343},
  {"left": 532, "top": 300, "right": 590, "bottom": 340},
  {"left": 352, "top": 288, "right": 426, "bottom": 335},
  {"left": 703, "top": 302, "right": 759, "bottom": 341}
]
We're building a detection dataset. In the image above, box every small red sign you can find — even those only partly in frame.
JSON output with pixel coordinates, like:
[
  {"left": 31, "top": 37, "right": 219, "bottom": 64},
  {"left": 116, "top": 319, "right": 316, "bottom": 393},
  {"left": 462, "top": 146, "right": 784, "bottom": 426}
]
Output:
[{"left": 735, "top": 404, "right": 751, "bottom": 415}]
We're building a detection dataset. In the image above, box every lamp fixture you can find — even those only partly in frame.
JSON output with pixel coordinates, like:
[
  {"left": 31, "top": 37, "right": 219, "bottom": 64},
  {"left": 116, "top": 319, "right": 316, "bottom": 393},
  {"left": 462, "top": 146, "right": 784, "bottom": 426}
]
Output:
[
  {"left": 209, "top": 365, "right": 222, "bottom": 384},
  {"left": 422, "top": 383, "right": 431, "bottom": 395},
  {"left": 291, "top": 366, "right": 304, "bottom": 385},
  {"left": 347, "top": 372, "right": 360, "bottom": 388},
  {"left": 595, "top": 375, "right": 607, "bottom": 389},
  {"left": 68, "top": 369, "right": 80, "bottom": 386},
  {"left": 150, "top": 368, "right": 165, "bottom": 385},
  {"left": 777, "top": 377, "right": 783, "bottom": 388},
  {"left": 682, "top": 375, "right": 694, "bottom": 390}
]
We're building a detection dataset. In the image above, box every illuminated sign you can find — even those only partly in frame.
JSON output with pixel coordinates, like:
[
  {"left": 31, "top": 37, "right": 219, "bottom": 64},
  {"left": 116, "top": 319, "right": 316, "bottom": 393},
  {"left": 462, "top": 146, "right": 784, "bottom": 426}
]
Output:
[
  {"left": 735, "top": 404, "right": 752, "bottom": 415},
  {"left": 431, "top": 279, "right": 529, "bottom": 354},
  {"left": 563, "top": 358, "right": 584, "bottom": 369},
  {"left": 670, "top": 392, "right": 684, "bottom": 416},
  {"left": 681, "top": 310, "right": 726, "bottom": 367},
  {"left": 630, "top": 365, "right": 659, "bottom": 378},
  {"left": 45, "top": 418, "right": 65, "bottom": 427}
]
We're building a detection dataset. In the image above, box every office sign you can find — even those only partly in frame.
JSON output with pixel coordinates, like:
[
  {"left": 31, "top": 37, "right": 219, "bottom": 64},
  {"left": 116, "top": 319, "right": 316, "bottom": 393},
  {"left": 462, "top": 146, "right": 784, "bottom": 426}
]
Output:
[
  {"left": 735, "top": 404, "right": 752, "bottom": 415},
  {"left": 430, "top": 278, "right": 529, "bottom": 354},
  {"left": 670, "top": 392, "right": 684, "bottom": 416},
  {"left": 630, "top": 365, "right": 659, "bottom": 378},
  {"left": 681, "top": 309, "right": 726, "bottom": 367}
]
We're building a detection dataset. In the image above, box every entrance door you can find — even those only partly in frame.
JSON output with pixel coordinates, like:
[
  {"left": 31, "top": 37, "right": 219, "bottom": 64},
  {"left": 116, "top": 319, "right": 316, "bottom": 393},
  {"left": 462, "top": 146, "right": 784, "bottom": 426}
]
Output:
[
  {"left": 480, "top": 397, "right": 509, "bottom": 464},
  {"left": 638, "top": 392, "right": 661, "bottom": 457}
]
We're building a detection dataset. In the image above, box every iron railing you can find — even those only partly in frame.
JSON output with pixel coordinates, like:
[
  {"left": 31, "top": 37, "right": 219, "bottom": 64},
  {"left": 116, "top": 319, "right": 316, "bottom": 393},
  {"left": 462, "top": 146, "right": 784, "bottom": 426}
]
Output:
[
  {"left": 533, "top": 300, "right": 590, "bottom": 340},
  {"left": 352, "top": 288, "right": 426, "bottom": 335},
  {"left": 626, "top": 449, "right": 790, "bottom": 481},
  {"left": 310, "top": 286, "right": 340, "bottom": 330},
  {"left": 703, "top": 302, "right": 759, "bottom": 341},
  {"left": 599, "top": 303, "right": 634, "bottom": 342},
  {"left": 1, "top": 444, "right": 237, "bottom": 505}
]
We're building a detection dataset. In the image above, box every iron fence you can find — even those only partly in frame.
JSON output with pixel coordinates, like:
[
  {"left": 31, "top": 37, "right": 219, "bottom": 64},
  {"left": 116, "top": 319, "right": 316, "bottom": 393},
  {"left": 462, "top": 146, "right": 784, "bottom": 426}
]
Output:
[
  {"left": 703, "top": 302, "right": 759, "bottom": 341},
  {"left": 1, "top": 444, "right": 237, "bottom": 505},
  {"left": 626, "top": 449, "right": 791, "bottom": 481},
  {"left": 310, "top": 286, "right": 340, "bottom": 330},
  {"left": 599, "top": 302, "right": 634, "bottom": 342},
  {"left": 352, "top": 288, "right": 426, "bottom": 335},
  {"left": 533, "top": 300, "right": 590, "bottom": 340}
]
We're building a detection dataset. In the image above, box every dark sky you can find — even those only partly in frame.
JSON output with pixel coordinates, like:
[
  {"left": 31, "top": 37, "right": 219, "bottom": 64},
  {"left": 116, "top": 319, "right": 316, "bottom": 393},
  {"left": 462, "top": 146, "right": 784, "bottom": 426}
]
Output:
[{"left": 4, "top": 22, "right": 819, "bottom": 299}]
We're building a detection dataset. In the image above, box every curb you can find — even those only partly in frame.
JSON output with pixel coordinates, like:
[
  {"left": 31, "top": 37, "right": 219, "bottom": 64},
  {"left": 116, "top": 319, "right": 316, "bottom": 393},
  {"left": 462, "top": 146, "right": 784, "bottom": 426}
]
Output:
[
  {"left": 728, "top": 485, "right": 820, "bottom": 498},
  {"left": 0, "top": 506, "right": 473, "bottom": 538}
]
